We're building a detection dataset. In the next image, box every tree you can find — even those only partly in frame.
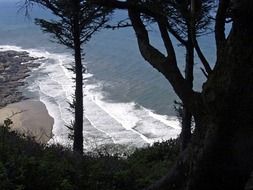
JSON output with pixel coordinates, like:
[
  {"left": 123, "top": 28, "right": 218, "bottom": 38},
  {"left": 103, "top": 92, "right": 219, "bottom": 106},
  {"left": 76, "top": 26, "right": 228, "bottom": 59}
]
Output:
[
  {"left": 91, "top": 0, "right": 253, "bottom": 189},
  {"left": 98, "top": 0, "right": 214, "bottom": 151},
  {"left": 156, "top": 0, "right": 214, "bottom": 150},
  {"left": 26, "top": 0, "right": 110, "bottom": 154}
]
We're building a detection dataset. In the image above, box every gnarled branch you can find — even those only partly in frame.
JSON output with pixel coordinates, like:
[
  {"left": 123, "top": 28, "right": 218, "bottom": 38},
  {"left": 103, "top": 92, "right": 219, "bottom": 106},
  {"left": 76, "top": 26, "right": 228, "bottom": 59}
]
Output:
[
  {"left": 215, "top": 0, "right": 230, "bottom": 53},
  {"left": 128, "top": 7, "right": 201, "bottom": 114}
]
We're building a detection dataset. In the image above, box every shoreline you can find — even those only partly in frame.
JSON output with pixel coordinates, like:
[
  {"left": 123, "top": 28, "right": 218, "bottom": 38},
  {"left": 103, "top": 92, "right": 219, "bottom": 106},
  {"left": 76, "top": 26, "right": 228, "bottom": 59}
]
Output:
[
  {"left": 0, "top": 50, "right": 40, "bottom": 107},
  {"left": 0, "top": 50, "right": 54, "bottom": 143},
  {"left": 0, "top": 99, "right": 54, "bottom": 144},
  {"left": 0, "top": 48, "right": 181, "bottom": 148}
]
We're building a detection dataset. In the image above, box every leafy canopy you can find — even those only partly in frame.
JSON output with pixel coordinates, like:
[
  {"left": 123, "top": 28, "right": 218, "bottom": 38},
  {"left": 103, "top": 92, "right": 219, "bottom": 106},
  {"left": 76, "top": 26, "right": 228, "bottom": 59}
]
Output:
[{"left": 26, "top": 0, "right": 111, "bottom": 48}]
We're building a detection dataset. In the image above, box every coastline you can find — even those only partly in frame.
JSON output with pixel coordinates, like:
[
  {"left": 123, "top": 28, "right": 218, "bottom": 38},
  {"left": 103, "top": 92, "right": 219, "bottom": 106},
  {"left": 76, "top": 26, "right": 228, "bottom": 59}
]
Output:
[
  {"left": 0, "top": 50, "right": 54, "bottom": 143},
  {"left": 0, "top": 50, "right": 41, "bottom": 107},
  {"left": 0, "top": 100, "right": 54, "bottom": 144},
  {"left": 0, "top": 47, "right": 181, "bottom": 148}
]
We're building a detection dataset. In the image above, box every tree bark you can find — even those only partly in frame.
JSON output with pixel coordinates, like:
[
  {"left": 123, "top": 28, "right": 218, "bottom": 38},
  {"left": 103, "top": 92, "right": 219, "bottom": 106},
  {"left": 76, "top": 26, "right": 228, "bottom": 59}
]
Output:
[
  {"left": 146, "top": 1, "right": 253, "bottom": 189},
  {"left": 73, "top": 0, "right": 84, "bottom": 154},
  {"left": 181, "top": 43, "right": 194, "bottom": 151},
  {"left": 92, "top": 0, "right": 253, "bottom": 188},
  {"left": 181, "top": 1, "right": 195, "bottom": 151},
  {"left": 190, "top": 3, "right": 253, "bottom": 188}
]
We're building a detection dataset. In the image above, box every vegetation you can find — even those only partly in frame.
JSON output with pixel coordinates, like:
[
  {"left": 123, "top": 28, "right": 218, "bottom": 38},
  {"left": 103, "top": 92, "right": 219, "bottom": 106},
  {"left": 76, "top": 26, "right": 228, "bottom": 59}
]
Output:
[
  {"left": 88, "top": 0, "right": 253, "bottom": 189},
  {"left": 1, "top": 0, "right": 253, "bottom": 189},
  {"left": 148, "top": 0, "right": 214, "bottom": 151},
  {"left": 0, "top": 124, "right": 179, "bottom": 190},
  {"left": 26, "top": 0, "right": 110, "bottom": 154}
]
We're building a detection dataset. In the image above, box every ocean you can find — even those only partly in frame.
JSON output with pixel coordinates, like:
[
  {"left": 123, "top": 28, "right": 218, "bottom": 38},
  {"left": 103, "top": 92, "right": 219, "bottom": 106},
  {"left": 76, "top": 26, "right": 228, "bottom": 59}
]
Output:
[{"left": 0, "top": 0, "right": 216, "bottom": 149}]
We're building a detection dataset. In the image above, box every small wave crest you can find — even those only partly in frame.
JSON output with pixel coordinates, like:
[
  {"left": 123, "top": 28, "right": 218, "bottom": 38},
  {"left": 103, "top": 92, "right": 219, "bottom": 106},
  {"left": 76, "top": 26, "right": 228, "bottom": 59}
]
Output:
[{"left": 0, "top": 45, "right": 181, "bottom": 148}]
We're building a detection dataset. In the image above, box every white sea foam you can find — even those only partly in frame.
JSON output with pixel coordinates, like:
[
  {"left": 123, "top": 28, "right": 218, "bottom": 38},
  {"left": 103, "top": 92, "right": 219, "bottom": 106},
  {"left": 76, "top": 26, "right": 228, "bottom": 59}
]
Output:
[
  {"left": 84, "top": 86, "right": 181, "bottom": 144},
  {"left": 0, "top": 45, "right": 181, "bottom": 147}
]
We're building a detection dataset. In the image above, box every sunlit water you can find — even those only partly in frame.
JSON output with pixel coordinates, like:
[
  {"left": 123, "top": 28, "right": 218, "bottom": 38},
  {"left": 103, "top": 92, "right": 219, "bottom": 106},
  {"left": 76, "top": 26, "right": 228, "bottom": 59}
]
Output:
[{"left": 0, "top": 1, "right": 216, "bottom": 149}]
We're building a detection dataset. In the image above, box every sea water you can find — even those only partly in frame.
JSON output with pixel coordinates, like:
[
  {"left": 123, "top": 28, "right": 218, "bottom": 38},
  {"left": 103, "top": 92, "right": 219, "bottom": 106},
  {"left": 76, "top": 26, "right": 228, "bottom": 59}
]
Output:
[{"left": 0, "top": 1, "right": 216, "bottom": 149}]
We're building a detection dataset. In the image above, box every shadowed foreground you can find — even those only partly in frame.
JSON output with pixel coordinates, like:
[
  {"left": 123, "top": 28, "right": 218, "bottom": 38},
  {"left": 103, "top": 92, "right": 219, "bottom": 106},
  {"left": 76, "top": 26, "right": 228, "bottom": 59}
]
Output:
[{"left": 0, "top": 124, "right": 179, "bottom": 190}]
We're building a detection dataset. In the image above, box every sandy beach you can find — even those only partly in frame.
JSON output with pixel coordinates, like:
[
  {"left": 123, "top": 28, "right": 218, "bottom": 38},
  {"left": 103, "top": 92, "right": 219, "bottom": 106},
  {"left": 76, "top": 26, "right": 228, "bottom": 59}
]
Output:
[
  {"left": 0, "top": 50, "right": 53, "bottom": 144},
  {"left": 0, "top": 100, "right": 54, "bottom": 144}
]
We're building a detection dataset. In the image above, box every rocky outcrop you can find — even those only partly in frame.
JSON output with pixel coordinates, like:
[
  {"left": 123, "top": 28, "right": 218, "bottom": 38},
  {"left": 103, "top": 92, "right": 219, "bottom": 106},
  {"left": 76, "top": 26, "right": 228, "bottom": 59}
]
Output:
[{"left": 0, "top": 50, "right": 41, "bottom": 108}]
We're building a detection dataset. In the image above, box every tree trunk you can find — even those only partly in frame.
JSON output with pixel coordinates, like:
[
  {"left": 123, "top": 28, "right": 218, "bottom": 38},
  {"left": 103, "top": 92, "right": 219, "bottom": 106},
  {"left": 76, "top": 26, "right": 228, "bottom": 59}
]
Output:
[
  {"left": 73, "top": 0, "right": 84, "bottom": 154},
  {"left": 101, "top": 0, "right": 253, "bottom": 188},
  {"left": 180, "top": 7, "right": 195, "bottom": 150},
  {"left": 181, "top": 42, "right": 194, "bottom": 151},
  {"left": 147, "top": 1, "right": 253, "bottom": 189},
  {"left": 186, "top": 6, "right": 253, "bottom": 189}
]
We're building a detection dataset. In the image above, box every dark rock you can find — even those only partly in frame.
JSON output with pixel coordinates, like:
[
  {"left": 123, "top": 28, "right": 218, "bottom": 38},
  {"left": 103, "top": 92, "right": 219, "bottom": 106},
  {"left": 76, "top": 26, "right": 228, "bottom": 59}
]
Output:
[{"left": 0, "top": 50, "right": 41, "bottom": 108}]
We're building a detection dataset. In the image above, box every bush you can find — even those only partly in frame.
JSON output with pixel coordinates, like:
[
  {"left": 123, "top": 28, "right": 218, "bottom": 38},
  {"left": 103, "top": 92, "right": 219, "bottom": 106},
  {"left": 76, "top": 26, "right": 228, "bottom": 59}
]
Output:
[{"left": 0, "top": 125, "right": 179, "bottom": 190}]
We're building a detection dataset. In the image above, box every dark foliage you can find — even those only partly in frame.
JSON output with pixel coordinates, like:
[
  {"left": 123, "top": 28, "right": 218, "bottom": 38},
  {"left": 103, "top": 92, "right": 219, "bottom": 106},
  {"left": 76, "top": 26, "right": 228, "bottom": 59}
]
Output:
[
  {"left": 0, "top": 125, "right": 179, "bottom": 190},
  {"left": 141, "top": 0, "right": 215, "bottom": 38},
  {"left": 27, "top": 0, "right": 111, "bottom": 48},
  {"left": 25, "top": 0, "right": 112, "bottom": 154}
]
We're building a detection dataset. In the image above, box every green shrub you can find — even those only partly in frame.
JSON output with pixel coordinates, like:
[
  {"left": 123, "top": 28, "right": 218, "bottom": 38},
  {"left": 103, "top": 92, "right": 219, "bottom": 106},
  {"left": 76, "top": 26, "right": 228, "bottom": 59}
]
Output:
[{"left": 0, "top": 125, "right": 179, "bottom": 190}]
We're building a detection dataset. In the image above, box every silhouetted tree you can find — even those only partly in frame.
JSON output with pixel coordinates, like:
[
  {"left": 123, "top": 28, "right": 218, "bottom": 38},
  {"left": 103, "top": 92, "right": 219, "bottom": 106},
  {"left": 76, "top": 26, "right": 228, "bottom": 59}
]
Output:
[
  {"left": 155, "top": 0, "right": 214, "bottom": 150},
  {"left": 94, "top": 0, "right": 214, "bottom": 150},
  {"left": 26, "top": 0, "right": 110, "bottom": 154},
  {"left": 91, "top": 0, "right": 253, "bottom": 189}
]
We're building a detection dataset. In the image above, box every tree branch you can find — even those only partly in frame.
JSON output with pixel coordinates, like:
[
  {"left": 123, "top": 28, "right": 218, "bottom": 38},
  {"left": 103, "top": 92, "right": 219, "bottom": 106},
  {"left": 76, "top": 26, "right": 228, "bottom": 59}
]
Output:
[
  {"left": 91, "top": 0, "right": 161, "bottom": 17},
  {"left": 194, "top": 38, "right": 212, "bottom": 75},
  {"left": 92, "top": 1, "right": 188, "bottom": 45},
  {"left": 157, "top": 17, "right": 176, "bottom": 59},
  {"left": 91, "top": 0, "right": 128, "bottom": 9},
  {"left": 167, "top": 23, "right": 187, "bottom": 46},
  {"left": 215, "top": 0, "right": 230, "bottom": 53},
  {"left": 128, "top": 7, "right": 200, "bottom": 113},
  {"left": 26, "top": 0, "right": 72, "bottom": 25},
  {"left": 105, "top": 18, "right": 132, "bottom": 30}
]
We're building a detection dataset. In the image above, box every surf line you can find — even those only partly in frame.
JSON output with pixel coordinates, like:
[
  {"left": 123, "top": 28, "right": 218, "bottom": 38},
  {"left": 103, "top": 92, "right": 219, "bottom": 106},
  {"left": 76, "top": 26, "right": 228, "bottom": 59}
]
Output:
[
  {"left": 84, "top": 113, "right": 116, "bottom": 144},
  {"left": 89, "top": 97, "right": 152, "bottom": 144}
]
